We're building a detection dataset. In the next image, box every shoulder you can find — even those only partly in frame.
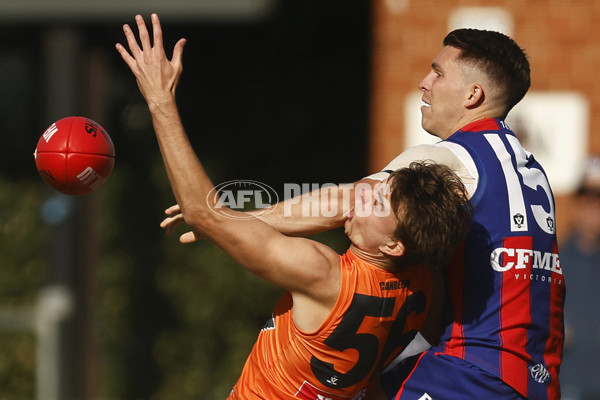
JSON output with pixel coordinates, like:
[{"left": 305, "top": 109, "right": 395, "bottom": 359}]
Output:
[
  {"left": 366, "top": 144, "right": 459, "bottom": 181},
  {"left": 379, "top": 143, "right": 478, "bottom": 198}
]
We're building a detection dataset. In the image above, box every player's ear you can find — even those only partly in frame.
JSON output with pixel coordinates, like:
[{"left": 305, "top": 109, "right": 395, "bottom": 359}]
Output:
[
  {"left": 380, "top": 240, "right": 405, "bottom": 258},
  {"left": 465, "top": 83, "right": 484, "bottom": 108}
]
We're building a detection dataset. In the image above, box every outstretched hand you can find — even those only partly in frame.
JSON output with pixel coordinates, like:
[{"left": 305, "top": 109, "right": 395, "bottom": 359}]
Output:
[
  {"left": 115, "top": 13, "right": 186, "bottom": 106},
  {"left": 160, "top": 204, "right": 206, "bottom": 243}
]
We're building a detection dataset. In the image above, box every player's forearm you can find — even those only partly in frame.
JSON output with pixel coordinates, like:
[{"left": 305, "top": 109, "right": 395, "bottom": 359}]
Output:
[
  {"left": 250, "top": 183, "right": 357, "bottom": 236},
  {"left": 252, "top": 196, "right": 343, "bottom": 237},
  {"left": 148, "top": 98, "right": 220, "bottom": 230}
]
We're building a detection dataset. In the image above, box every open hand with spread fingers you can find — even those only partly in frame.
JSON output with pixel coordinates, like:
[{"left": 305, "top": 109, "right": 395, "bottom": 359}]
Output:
[{"left": 115, "top": 13, "right": 186, "bottom": 108}]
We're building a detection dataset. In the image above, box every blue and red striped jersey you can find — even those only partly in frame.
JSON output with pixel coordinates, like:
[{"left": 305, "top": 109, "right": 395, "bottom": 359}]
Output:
[{"left": 435, "top": 118, "right": 565, "bottom": 400}]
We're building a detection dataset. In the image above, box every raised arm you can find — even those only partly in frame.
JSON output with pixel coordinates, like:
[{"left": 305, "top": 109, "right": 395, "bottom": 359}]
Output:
[{"left": 115, "top": 14, "right": 341, "bottom": 314}]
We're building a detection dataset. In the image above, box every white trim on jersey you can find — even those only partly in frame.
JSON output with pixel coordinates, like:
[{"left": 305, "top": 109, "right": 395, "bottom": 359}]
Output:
[
  {"left": 484, "top": 134, "right": 529, "bottom": 232},
  {"left": 436, "top": 141, "right": 479, "bottom": 198},
  {"left": 365, "top": 143, "right": 479, "bottom": 199}
]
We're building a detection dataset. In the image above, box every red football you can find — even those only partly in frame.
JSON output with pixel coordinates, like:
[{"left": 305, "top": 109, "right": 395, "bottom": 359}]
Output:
[{"left": 34, "top": 116, "right": 115, "bottom": 195}]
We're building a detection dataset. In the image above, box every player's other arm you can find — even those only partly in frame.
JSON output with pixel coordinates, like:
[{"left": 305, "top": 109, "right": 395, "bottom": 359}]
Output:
[
  {"left": 248, "top": 143, "right": 471, "bottom": 236},
  {"left": 161, "top": 143, "right": 472, "bottom": 242},
  {"left": 248, "top": 177, "right": 377, "bottom": 236},
  {"left": 160, "top": 177, "right": 380, "bottom": 242}
]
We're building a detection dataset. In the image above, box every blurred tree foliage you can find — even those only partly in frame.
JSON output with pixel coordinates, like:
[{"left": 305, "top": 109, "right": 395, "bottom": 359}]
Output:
[{"left": 0, "top": 176, "right": 47, "bottom": 400}]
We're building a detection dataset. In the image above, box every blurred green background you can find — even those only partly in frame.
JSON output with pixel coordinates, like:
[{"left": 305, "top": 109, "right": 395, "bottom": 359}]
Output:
[{"left": 0, "top": 0, "right": 370, "bottom": 399}]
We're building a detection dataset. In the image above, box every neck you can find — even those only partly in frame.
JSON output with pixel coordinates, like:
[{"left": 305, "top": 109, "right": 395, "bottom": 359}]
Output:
[
  {"left": 438, "top": 107, "right": 507, "bottom": 140},
  {"left": 349, "top": 245, "right": 399, "bottom": 271}
]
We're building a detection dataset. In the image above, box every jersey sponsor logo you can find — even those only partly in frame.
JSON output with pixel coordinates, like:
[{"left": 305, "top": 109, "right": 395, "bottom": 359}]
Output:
[
  {"left": 490, "top": 247, "right": 562, "bottom": 275},
  {"left": 529, "top": 363, "right": 551, "bottom": 384},
  {"left": 512, "top": 272, "right": 563, "bottom": 285},
  {"left": 379, "top": 280, "right": 409, "bottom": 291}
]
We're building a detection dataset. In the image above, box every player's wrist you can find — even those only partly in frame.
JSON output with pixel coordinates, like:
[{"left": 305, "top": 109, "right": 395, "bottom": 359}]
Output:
[{"left": 146, "top": 94, "right": 178, "bottom": 115}]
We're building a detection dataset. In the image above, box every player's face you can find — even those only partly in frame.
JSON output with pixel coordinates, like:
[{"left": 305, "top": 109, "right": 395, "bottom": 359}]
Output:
[
  {"left": 345, "top": 180, "right": 398, "bottom": 253},
  {"left": 418, "top": 46, "right": 470, "bottom": 139}
]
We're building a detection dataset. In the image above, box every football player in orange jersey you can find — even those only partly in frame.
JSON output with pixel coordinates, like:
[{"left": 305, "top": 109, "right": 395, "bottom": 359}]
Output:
[{"left": 116, "top": 14, "right": 471, "bottom": 399}]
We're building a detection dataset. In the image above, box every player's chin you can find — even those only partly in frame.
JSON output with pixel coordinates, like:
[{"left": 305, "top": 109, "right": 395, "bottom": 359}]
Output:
[{"left": 420, "top": 115, "right": 435, "bottom": 135}]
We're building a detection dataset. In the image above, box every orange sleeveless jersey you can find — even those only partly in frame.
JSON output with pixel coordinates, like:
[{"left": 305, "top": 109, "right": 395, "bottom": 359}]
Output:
[{"left": 228, "top": 249, "right": 432, "bottom": 400}]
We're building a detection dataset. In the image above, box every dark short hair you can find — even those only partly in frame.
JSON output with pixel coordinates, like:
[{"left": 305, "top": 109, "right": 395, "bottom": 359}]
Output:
[
  {"left": 443, "top": 28, "right": 530, "bottom": 113},
  {"left": 389, "top": 162, "right": 472, "bottom": 268}
]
